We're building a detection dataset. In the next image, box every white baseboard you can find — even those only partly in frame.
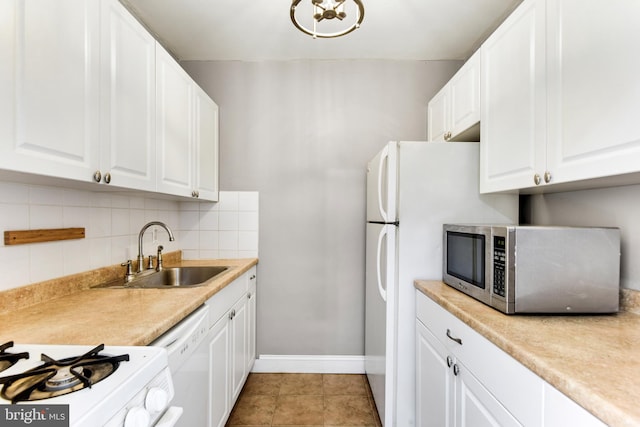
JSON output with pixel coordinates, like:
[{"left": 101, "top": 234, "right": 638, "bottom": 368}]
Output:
[{"left": 251, "top": 354, "right": 366, "bottom": 374}]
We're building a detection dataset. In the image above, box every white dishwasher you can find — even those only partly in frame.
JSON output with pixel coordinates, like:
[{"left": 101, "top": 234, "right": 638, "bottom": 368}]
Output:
[{"left": 151, "top": 305, "right": 210, "bottom": 426}]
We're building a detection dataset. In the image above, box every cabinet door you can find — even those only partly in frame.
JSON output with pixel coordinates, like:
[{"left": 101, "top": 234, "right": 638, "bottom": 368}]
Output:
[
  {"left": 427, "top": 86, "right": 449, "bottom": 142},
  {"left": 416, "top": 320, "right": 454, "bottom": 427},
  {"left": 480, "top": 0, "right": 546, "bottom": 193},
  {"left": 0, "top": 0, "right": 100, "bottom": 182},
  {"left": 246, "top": 269, "right": 257, "bottom": 373},
  {"left": 209, "top": 314, "right": 231, "bottom": 427},
  {"left": 230, "top": 295, "right": 248, "bottom": 403},
  {"left": 455, "top": 363, "right": 522, "bottom": 427},
  {"left": 545, "top": 0, "right": 640, "bottom": 184},
  {"left": 193, "top": 85, "right": 219, "bottom": 201},
  {"left": 156, "top": 44, "right": 193, "bottom": 197},
  {"left": 449, "top": 51, "right": 480, "bottom": 140},
  {"left": 100, "top": 0, "right": 156, "bottom": 191}
]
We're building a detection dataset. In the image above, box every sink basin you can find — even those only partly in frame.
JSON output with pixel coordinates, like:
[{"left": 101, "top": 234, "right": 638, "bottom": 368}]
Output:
[{"left": 98, "top": 266, "right": 229, "bottom": 289}]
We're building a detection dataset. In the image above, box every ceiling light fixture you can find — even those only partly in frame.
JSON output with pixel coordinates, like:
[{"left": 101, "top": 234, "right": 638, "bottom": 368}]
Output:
[{"left": 290, "top": 0, "right": 365, "bottom": 39}]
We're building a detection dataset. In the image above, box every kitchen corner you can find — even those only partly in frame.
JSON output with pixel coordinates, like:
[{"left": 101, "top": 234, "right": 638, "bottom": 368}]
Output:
[
  {"left": 0, "top": 252, "right": 258, "bottom": 346},
  {"left": 415, "top": 280, "right": 640, "bottom": 427}
]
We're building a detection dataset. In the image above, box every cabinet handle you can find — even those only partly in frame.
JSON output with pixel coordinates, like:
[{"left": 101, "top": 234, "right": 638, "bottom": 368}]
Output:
[
  {"left": 250, "top": 275, "right": 256, "bottom": 280},
  {"left": 93, "top": 170, "right": 102, "bottom": 183},
  {"left": 453, "top": 364, "right": 460, "bottom": 376},
  {"left": 104, "top": 172, "right": 111, "bottom": 184},
  {"left": 247, "top": 292, "right": 252, "bottom": 299},
  {"left": 446, "top": 329, "right": 463, "bottom": 345},
  {"left": 544, "top": 171, "right": 552, "bottom": 183},
  {"left": 446, "top": 356, "right": 453, "bottom": 368}
]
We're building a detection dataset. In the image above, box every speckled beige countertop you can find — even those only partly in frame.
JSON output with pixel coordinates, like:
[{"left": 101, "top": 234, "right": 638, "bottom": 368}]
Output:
[
  {"left": 0, "top": 253, "right": 258, "bottom": 346},
  {"left": 415, "top": 280, "right": 640, "bottom": 427}
]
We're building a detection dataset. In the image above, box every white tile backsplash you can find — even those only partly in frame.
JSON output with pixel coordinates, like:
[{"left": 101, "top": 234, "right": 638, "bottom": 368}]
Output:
[{"left": 0, "top": 181, "right": 259, "bottom": 290}]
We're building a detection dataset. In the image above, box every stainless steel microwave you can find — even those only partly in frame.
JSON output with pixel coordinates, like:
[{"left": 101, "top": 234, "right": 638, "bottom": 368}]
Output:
[{"left": 442, "top": 224, "right": 621, "bottom": 314}]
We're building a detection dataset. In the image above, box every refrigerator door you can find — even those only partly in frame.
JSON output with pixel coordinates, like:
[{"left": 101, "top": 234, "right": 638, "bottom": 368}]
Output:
[
  {"left": 365, "top": 222, "right": 396, "bottom": 427},
  {"left": 366, "top": 142, "right": 398, "bottom": 223}
]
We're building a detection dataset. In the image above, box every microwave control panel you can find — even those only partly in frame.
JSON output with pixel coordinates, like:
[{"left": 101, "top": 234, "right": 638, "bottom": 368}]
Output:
[{"left": 493, "top": 235, "right": 506, "bottom": 297}]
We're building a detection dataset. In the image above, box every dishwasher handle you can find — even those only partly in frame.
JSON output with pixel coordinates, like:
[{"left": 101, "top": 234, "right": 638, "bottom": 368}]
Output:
[
  {"left": 154, "top": 406, "right": 183, "bottom": 427},
  {"left": 151, "top": 305, "right": 209, "bottom": 372}
]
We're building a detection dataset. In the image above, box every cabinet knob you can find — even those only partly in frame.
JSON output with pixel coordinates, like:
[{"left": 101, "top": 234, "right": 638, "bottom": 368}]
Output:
[
  {"left": 533, "top": 174, "right": 541, "bottom": 185},
  {"left": 544, "top": 171, "right": 552, "bottom": 183},
  {"left": 453, "top": 364, "right": 460, "bottom": 376},
  {"left": 93, "top": 170, "right": 102, "bottom": 183},
  {"left": 104, "top": 172, "right": 111, "bottom": 184},
  {"left": 247, "top": 292, "right": 252, "bottom": 299},
  {"left": 446, "top": 356, "right": 453, "bottom": 368},
  {"left": 192, "top": 190, "right": 200, "bottom": 198},
  {"left": 444, "top": 131, "right": 452, "bottom": 141}
]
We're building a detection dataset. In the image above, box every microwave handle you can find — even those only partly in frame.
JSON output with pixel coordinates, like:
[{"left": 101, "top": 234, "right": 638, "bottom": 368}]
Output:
[{"left": 376, "top": 226, "right": 388, "bottom": 302}]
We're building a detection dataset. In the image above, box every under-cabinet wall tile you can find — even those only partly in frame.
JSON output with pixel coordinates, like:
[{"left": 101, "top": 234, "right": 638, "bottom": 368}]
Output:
[
  {"left": 0, "top": 245, "right": 29, "bottom": 290},
  {"left": 30, "top": 242, "right": 64, "bottom": 283},
  {"left": 238, "top": 191, "right": 259, "bottom": 211},
  {"left": 30, "top": 205, "right": 63, "bottom": 229},
  {"left": 239, "top": 211, "right": 259, "bottom": 231},
  {"left": 0, "top": 204, "right": 29, "bottom": 233},
  {"left": 219, "top": 211, "right": 238, "bottom": 231},
  {"left": 0, "top": 181, "right": 29, "bottom": 204},
  {"left": 217, "top": 191, "right": 239, "bottom": 211}
]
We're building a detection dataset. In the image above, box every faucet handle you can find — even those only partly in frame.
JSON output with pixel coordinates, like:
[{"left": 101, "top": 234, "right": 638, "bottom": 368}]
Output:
[
  {"left": 121, "top": 260, "right": 135, "bottom": 282},
  {"left": 147, "top": 255, "right": 156, "bottom": 270},
  {"left": 156, "top": 245, "right": 164, "bottom": 271}
]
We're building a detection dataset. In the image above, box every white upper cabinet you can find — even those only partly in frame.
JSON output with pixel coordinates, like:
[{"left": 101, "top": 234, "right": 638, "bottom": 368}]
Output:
[
  {"left": 428, "top": 51, "right": 481, "bottom": 142},
  {"left": 0, "top": 0, "right": 100, "bottom": 182},
  {"left": 545, "top": 0, "right": 640, "bottom": 184},
  {"left": 100, "top": 0, "right": 156, "bottom": 191},
  {"left": 427, "top": 86, "right": 449, "bottom": 142},
  {"left": 480, "top": 0, "right": 546, "bottom": 193},
  {"left": 193, "top": 85, "right": 220, "bottom": 202},
  {"left": 156, "top": 44, "right": 194, "bottom": 198},
  {"left": 156, "top": 44, "right": 219, "bottom": 201},
  {"left": 480, "top": 0, "right": 640, "bottom": 193},
  {"left": 0, "top": 0, "right": 219, "bottom": 200}
]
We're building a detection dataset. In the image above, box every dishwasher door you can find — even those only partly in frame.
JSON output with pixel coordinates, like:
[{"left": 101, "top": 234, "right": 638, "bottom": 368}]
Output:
[{"left": 151, "top": 305, "right": 210, "bottom": 427}]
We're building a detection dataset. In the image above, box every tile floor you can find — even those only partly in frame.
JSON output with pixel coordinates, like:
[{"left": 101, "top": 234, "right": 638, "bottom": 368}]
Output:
[{"left": 226, "top": 373, "right": 383, "bottom": 426}]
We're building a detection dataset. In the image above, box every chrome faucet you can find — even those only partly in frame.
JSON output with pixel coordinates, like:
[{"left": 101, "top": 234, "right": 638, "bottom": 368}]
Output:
[{"left": 137, "top": 221, "right": 175, "bottom": 273}]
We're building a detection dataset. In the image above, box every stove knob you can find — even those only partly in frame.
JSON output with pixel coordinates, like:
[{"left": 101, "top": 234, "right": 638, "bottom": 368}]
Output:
[
  {"left": 145, "top": 387, "right": 169, "bottom": 413},
  {"left": 124, "top": 406, "right": 150, "bottom": 427}
]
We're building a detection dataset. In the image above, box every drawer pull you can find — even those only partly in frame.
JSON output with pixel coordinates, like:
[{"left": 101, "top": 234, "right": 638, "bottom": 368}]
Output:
[{"left": 446, "top": 329, "right": 462, "bottom": 345}]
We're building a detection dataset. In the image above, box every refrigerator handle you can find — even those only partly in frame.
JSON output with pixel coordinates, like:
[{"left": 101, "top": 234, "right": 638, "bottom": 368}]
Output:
[
  {"left": 377, "top": 145, "right": 389, "bottom": 222},
  {"left": 376, "top": 226, "right": 387, "bottom": 302}
]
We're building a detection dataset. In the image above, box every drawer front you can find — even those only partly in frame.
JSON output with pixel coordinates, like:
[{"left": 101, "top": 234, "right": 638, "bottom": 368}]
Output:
[{"left": 206, "top": 273, "right": 248, "bottom": 326}]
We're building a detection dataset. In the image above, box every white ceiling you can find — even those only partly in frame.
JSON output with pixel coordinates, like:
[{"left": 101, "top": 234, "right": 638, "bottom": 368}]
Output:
[{"left": 121, "top": 0, "right": 522, "bottom": 62}]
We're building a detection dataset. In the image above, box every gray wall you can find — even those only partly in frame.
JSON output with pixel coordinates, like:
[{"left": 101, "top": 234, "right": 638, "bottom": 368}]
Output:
[
  {"left": 526, "top": 185, "right": 640, "bottom": 291},
  {"left": 182, "top": 60, "right": 461, "bottom": 355}
]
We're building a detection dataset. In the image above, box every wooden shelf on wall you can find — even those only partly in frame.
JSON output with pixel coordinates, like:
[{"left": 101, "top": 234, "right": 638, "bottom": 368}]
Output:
[{"left": 4, "top": 228, "right": 85, "bottom": 246}]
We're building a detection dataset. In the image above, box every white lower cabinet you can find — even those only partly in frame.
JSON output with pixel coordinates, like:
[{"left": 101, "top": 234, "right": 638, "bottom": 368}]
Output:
[
  {"left": 416, "top": 290, "right": 605, "bottom": 427},
  {"left": 207, "top": 266, "right": 257, "bottom": 427},
  {"left": 208, "top": 311, "right": 231, "bottom": 427},
  {"left": 416, "top": 320, "right": 520, "bottom": 427}
]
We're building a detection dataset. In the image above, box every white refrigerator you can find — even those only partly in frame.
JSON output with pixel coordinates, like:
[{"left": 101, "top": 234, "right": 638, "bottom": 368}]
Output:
[{"left": 365, "top": 141, "right": 519, "bottom": 426}]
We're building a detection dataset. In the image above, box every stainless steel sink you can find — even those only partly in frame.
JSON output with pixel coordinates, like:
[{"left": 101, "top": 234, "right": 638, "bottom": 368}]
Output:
[{"left": 97, "top": 266, "right": 229, "bottom": 289}]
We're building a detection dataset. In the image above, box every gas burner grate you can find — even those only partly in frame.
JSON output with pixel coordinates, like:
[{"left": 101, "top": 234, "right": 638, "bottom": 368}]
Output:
[
  {"left": 0, "top": 344, "right": 129, "bottom": 403},
  {"left": 0, "top": 341, "right": 29, "bottom": 374}
]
